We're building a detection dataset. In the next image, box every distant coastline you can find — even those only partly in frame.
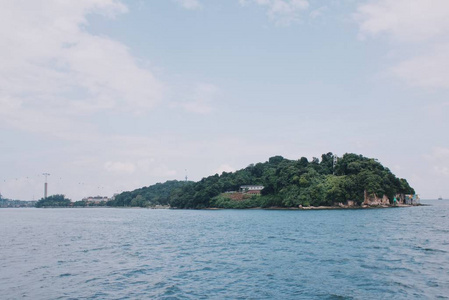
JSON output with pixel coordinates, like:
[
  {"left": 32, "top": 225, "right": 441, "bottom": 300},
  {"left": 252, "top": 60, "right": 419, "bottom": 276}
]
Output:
[
  {"left": 106, "top": 153, "right": 417, "bottom": 210},
  {"left": 30, "top": 204, "right": 422, "bottom": 210},
  {"left": 27, "top": 153, "right": 419, "bottom": 210},
  {"left": 198, "top": 203, "right": 423, "bottom": 210}
]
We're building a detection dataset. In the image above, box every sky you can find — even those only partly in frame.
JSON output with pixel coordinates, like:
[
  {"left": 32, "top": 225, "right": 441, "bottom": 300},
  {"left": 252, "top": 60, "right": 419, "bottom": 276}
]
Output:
[{"left": 1, "top": 0, "right": 448, "bottom": 201}]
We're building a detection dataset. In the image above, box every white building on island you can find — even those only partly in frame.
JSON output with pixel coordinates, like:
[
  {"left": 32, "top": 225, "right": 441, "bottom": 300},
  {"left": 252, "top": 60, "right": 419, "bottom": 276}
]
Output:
[
  {"left": 239, "top": 185, "right": 264, "bottom": 195},
  {"left": 82, "top": 196, "right": 110, "bottom": 204}
]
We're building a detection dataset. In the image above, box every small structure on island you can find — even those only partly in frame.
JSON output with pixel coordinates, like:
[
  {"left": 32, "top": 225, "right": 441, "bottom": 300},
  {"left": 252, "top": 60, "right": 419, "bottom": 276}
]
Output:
[
  {"left": 222, "top": 185, "right": 265, "bottom": 201},
  {"left": 82, "top": 196, "right": 110, "bottom": 204},
  {"left": 394, "top": 193, "right": 420, "bottom": 205},
  {"left": 239, "top": 185, "right": 264, "bottom": 195},
  {"left": 404, "top": 194, "right": 420, "bottom": 205},
  {"left": 363, "top": 191, "right": 420, "bottom": 206}
]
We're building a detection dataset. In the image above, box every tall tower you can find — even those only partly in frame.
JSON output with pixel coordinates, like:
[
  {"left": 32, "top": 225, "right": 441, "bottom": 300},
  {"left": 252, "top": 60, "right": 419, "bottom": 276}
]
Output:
[
  {"left": 43, "top": 173, "right": 50, "bottom": 198},
  {"left": 185, "top": 169, "right": 188, "bottom": 182}
]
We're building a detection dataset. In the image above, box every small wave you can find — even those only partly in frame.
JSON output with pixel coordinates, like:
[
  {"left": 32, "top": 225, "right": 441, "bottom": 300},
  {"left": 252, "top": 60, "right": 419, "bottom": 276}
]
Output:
[
  {"left": 123, "top": 268, "right": 148, "bottom": 278},
  {"left": 154, "top": 281, "right": 167, "bottom": 288},
  {"left": 325, "top": 294, "right": 354, "bottom": 300},
  {"left": 84, "top": 277, "right": 99, "bottom": 283},
  {"left": 414, "top": 246, "right": 447, "bottom": 253},
  {"left": 426, "top": 281, "right": 439, "bottom": 287},
  {"left": 388, "top": 280, "right": 414, "bottom": 289},
  {"left": 162, "top": 284, "right": 183, "bottom": 297}
]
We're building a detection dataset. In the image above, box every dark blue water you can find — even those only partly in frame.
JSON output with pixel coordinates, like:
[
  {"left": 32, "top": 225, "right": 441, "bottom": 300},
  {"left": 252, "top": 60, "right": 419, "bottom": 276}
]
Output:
[{"left": 1, "top": 201, "right": 448, "bottom": 299}]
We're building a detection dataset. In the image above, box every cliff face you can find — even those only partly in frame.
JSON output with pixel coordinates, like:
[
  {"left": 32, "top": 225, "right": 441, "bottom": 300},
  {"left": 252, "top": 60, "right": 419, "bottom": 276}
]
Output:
[{"left": 363, "top": 190, "right": 390, "bottom": 206}]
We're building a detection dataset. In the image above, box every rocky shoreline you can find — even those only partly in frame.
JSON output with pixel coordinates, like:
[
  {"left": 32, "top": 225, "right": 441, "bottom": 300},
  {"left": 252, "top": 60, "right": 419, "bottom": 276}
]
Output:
[{"left": 202, "top": 203, "right": 423, "bottom": 210}]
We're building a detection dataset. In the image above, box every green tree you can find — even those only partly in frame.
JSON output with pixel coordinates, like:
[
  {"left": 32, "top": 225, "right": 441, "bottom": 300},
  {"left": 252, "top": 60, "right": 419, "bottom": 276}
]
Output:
[
  {"left": 35, "top": 194, "right": 71, "bottom": 208},
  {"left": 111, "top": 152, "right": 415, "bottom": 209}
]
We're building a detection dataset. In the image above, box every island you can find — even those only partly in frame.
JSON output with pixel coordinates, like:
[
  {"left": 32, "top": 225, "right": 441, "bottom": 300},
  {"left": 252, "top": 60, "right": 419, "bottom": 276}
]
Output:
[{"left": 105, "top": 153, "right": 417, "bottom": 209}]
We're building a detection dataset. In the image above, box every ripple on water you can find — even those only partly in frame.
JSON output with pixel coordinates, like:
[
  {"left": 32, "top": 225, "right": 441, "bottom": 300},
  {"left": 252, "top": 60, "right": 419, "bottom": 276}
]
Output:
[{"left": 0, "top": 203, "right": 448, "bottom": 299}]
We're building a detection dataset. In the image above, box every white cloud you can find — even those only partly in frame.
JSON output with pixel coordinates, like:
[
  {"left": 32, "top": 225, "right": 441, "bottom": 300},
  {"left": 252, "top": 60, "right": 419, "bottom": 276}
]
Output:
[
  {"left": 214, "top": 164, "right": 236, "bottom": 175},
  {"left": 174, "top": 0, "right": 202, "bottom": 10},
  {"left": 391, "top": 44, "right": 449, "bottom": 88},
  {"left": 240, "top": 0, "right": 309, "bottom": 25},
  {"left": 104, "top": 161, "right": 136, "bottom": 174},
  {"left": 0, "top": 93, "right": 95, "bottom": 140},
  {"left": 176, "top": 83, "right": 219, "bottom": 114},
  {"left": 355, "top": 0, "right": 449, "bottom": 89},
  {"left": 309, "top": 6, "right": 328, "bottom": 19},
  {"left": 427, "top": 101, "right": 449, "bottom": 119},
  {"left": 0, "top": 0, "right": 164, "bottom": 137},
  {"left": 104, "top": 157, "right": 176, "bottom": 177},
  {"left": 424, "top": 147, "right": 449, "bottom": 176},
  {"left": 355, "top": 0, "right": 449, "bottom": 42},
  {"left": 136, "top": 158, "right": 177, "bottom": 177}
]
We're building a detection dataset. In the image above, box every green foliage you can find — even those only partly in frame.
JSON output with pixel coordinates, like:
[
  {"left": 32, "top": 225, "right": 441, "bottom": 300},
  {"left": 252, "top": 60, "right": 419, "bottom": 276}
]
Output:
[
  {"left": 73, "top": 200, "right": 87, "bottom": 207},
  {"left": 210, "top": 195, "right": 261, "bottom": 209},
  {"left": 324, "top": 175, "right": 358, "bottom": 205},
  {"left": 108, "top": 153, "right": 415, "bottom": 209},
  {"left": 72, "top": 200, "right": 106, "bottom": 207},
  {"left": 35, "top": 194, "right": 71, "bottom": 208},
  {"left": 107, "top": 180, "right": 192, "bottom": 207}
]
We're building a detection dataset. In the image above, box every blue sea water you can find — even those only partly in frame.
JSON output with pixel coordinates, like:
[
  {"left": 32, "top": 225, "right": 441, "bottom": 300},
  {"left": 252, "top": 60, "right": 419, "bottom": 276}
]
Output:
[{"left": 1, "top": 201, "right": 448, "bottom": 299}]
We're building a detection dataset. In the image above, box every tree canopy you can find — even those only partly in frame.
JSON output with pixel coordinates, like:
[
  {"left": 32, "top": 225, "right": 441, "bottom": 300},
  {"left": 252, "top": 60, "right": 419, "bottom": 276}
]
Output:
[
  {"left": 107, "top": 180, "right": 192, "bottom": 207},
  {"left": 35, "top": 194, "right": 71, "bottom": 208},
  {"left": 107, "top": 153, "right": 415, "bottom": 209}
]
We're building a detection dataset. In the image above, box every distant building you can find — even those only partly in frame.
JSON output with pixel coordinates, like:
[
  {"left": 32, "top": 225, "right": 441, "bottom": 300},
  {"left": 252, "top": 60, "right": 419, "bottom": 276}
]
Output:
[
  {"left": 239, "top": 185, "right": 264, "bottom": 195},
  {"left": 0, "top": 199, "right": 37, "bottom": 208},
  {"left": 83, "top": 196, "right": 109, "bottom": 204},
  {"left": 404, "top": 194, "right": 420, "bottom": 205},
  {"left": 395, "top": 193, "right": 420, "bottom": 205}
]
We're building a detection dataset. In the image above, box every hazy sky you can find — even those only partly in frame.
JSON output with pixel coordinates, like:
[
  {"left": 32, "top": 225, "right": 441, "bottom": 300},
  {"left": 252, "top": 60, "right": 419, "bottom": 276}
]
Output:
[{"left": 1, "top": 0, "right": 448, "bottom": 201}]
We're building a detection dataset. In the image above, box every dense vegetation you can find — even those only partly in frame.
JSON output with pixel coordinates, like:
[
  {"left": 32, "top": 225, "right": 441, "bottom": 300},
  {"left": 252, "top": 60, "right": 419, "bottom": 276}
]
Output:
[
  {"left": 108, "top": 153, "right": 415, "bottom": 209},
  {"left": 35, "top": 194, "right": 71, "bottom": 208},
  {"left": 107, "top": 180, "right": 192, "bottom": 207},
  {"left": 72, "top": 200, "right": 107, "bottom": 207}
]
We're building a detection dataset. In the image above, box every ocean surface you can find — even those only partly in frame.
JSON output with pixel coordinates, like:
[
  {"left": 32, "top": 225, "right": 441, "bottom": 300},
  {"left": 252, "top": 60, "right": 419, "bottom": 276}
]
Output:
[{"left": 1, "top": 200, "right": 448, "bottom": 299}]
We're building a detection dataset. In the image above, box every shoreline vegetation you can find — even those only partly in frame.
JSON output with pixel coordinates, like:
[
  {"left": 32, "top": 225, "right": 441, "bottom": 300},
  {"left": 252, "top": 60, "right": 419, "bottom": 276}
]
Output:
[
  {"left": 207, "top": 203, "right": 423, "bottom": 210},
  {"left": 31, "top": 203, "right": 423, "bottom": 210},
  {"left": 34, "top": 152, "right": 419, "bottom": 210}
]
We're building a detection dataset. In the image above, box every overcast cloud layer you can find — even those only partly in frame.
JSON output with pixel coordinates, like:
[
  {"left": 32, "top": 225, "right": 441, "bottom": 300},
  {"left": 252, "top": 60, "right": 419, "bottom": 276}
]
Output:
[{"left": 1, "top": 0, "right": 448, "bottom": 200}]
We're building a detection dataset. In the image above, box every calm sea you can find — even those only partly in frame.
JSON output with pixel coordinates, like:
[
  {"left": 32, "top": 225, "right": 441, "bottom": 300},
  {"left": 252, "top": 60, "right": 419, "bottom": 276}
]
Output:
[{"left": 1, "top": 200, "right": 448, "bottom": 299}]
